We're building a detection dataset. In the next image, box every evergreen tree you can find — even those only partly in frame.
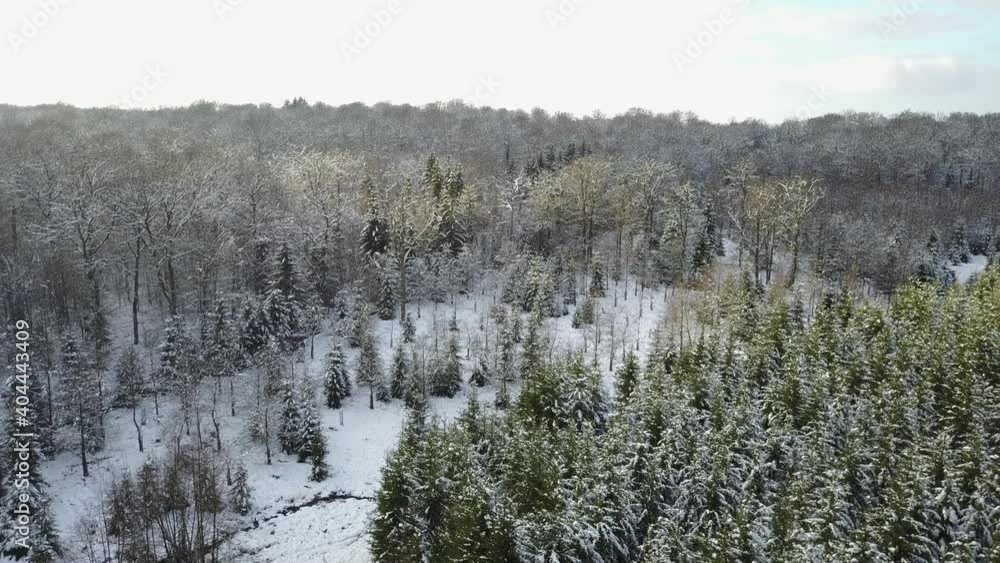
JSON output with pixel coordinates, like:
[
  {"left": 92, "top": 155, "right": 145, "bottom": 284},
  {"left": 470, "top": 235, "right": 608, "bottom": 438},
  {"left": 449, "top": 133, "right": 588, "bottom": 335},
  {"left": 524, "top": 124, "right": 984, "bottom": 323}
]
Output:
[
  {"left": 521, "top": 309, "right": 544, "bottom": 380},
  {"left": 690, "top": 226, "right": 716, "bottom": 277},
  {"left": 431, "top": 337, "right": 462, "bottom": 398},
  {"left": 360, "top": 178, "right": 390, "bottom": 259},
  {"left": 1, "top": 340, "right": 60, "bottom": 560},
  {"left": 278, "top": 380, "right": 305, "bottom": 455},
  {"left": 469, "top": 357, "right": 489, "bottom": 387},
  {"left": 949, "top": 223, "right": 971, "bottom": 264},
  {"left": 348, "top": 299, "right": 371, "bottom": 348},
  {"left": 424, "top": 153, "right": 444, "bottom": 200},
  {"left": 263, "top": 242, "right": 306, "bottom": 348},
  {"left": 378, "top": 271, "right": 396, "bottom": 320},
  {"left": 357, "top": 333, "right": 389, "bottom": 409},
  {"left": 60, "top": 336, "right": 100, "bottom": 477},
  {"left": 240, "top": 300, "right": 270, "bottom": 357},
  {"left": 405, "top": 350, "right": 429, "bottom": 410},
  {"left": 523, "top": 257, "right": 555, "bottom": 315},
  {"left": 297, "top": 402, "right": 329, "bottom": 481},
  {"left": 572, "top": 297, "right": 596, "bottom": 328},
  {"left": 115, "top": 347, "right": 146, "bottom": 451},
  {"left": 159, "top": 316, "right": 194, "bottom": 388},
  {"left": 614, "top": 352, "right": 640, "bottom": 403},
  {"left": 590, "top": 260, "right": 606, "bottom": 297},
  {"left": 401, "top": 313, "right": 416, "bottom": 343},
  {"left": 229, "top": 463, "right": 253, "bottom": 515},
  {"left": 435, "top": 177, "right": 466, "bottom": 257},
  {"left": 306, "top": 237, "right": 338, "bottom": 308},
  {"left": 562, "top": 268, "right": 577, "bottom": 308},
  {"left": 389, "top": 345, "right": 408, "bottom": 400},
  {"left": 324, "top": 346, "right": 352, "bottom": 408},
  {"left": 160, "top": 316, "right": 200, "bottom": 435},
  {"left": 495, "top": 321, "right": 516, "bottom": 409},
  {"left": 206, "top": 299, "right": 237, "bottom": 374},
  {"left": 369, "top": 436, "right": 423, "bottom": 562}
]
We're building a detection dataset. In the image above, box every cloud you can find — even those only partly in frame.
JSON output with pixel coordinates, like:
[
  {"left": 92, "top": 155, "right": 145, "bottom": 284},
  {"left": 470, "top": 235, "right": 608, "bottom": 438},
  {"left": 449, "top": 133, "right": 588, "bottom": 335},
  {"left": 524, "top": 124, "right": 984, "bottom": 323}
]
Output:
[
  {"left": 741, "top": 5, "right": 878, "bottom": 40},
  {"left": 769, "top": 55, "right": 979, "bottom": 97},
  {"left": 887, "top": 56, "right": 978, "bottom": 94}
]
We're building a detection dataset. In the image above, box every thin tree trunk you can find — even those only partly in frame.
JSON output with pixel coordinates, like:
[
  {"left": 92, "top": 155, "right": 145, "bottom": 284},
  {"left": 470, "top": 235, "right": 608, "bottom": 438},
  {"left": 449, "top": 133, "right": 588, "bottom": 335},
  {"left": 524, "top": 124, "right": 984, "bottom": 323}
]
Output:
[
  {"left": 132, "top": 405, "right": 143, "bottom": 452},
  {"left": 132, "top": 235, "right": 143, "bottom": 346}
]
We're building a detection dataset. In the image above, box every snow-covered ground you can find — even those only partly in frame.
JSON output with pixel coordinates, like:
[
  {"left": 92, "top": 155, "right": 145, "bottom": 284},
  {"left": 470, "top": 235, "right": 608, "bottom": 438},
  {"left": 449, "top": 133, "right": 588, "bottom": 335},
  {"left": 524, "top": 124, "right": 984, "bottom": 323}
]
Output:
[
  {"left": 949, "top": 254, "right": 990, "bottom": 284},
  {"left": 42, "top": 273, "right": 682, "bottom": 562},
  {"left": 36, "top": 236, "right": 843, "bottom": 562}
]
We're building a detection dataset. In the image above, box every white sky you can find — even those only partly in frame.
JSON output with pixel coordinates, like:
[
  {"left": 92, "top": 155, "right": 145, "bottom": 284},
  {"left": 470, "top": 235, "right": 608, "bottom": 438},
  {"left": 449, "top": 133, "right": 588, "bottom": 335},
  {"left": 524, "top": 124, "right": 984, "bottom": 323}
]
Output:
[{"left": 2, "top": 0, "right": 997, "bottom": 122}]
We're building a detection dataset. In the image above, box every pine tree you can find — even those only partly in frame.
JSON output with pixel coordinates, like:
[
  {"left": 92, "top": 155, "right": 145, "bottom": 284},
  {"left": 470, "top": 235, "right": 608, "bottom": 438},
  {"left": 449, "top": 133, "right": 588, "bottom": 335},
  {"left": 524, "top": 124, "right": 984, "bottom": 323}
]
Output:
[
  {"left": 240, "top": 300, "right": 270, "bottom": 357},
  {"left": 590, "top": 260, "right": 606, "bottom": 297},
  {"left": 159, "top": 316, "right": 193, "bottom": 388},
  {"left": 563, "top": 268, "right": 577, "bottom": 308},
  {"left": 324, "top": 346, "right": 351, "bottom": 408},
  {"left": 160, "top": 316, "right": 199, "bottom": 435},
  {"left": 348, "top": 299, "right": 371, "bottom": 348},
  {"left": 496, "top": 321, "right": 516, "bottom": 409},
  {"left": 230, "top": 463, "right": 253, "bottom": 515},
  {"left": 357, "top": 333, "right": 388, "bottom": 409},
  {"left": 369, "top": 438, "right": 423, "bottom": 562},
  {"left": 306, "top": 238, "right": 337, "bottom": 308},
  {"left": 435, "top": 181, "right": 466, "bottom": 257},
  {"left": 572, "top": 297, "right": 596, "bottom": 328},
  {"left": 424, "top": 153, "right": 444, "bottom": 200},
  {"left": 614, "top": 352, "right": 640, "bottom": 403},
  {"left": 115, "top": 347, "right": 146, "bottom": 451},
  {"left": 949, "top": 223, "right": 970, "bottom": 264},
  {"left": 523, "top": 257, "right": 555, "bottom": 315},
  {"left": 389, "top": 345, "right": 408, "bottom": 400},
  {"left": 206, "top": 299, "right": 236, "bottom": 374},
  {"left": 297, "top": 403, "right": 329, "bottom": 481},
  {"left": 704, "top": 200, "right": 725, "bottom": 256},
  {"left": 469, "top": 357, "right": 489, "bottom": 387},
  {"left": 278, "top": 380, "right": 305, "bottom": 455},
  {"left": 405, "top": 351, "right": 429, "bottom": 410},
  {"left": 511, "top": 313, "right": 522, "bottom": 344},
  {"left": 1, "top": 339, "right": 61, "bottom": 561},
  {"left": 360, "top": 178, "right": 389, "bottom": 259},
  {"left": 378, "top": 271, "right": 396, "bottom": 320},
  {"left": 401, "top": 313, "right": 416, "bottom": 343},
  {"left": 431, "top": 337, "right": 462, "bottom": 398},
  {"left": 690, "top": 226, "right": 715, "bottom": 277},
  {"left": 262, "top": 242, "right": 306, "bottom": 349},
  {"left": 60, "top": 336, "right": 100, "bottom": 478},
  {"left": 521, "top": 309, "right": 544, "bottom": 380}
]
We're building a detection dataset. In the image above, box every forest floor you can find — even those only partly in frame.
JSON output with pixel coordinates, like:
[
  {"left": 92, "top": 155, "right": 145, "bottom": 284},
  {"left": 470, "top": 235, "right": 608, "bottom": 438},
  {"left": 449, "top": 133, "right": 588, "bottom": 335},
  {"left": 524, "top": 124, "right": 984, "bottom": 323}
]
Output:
[{"left": 37, "top": 245, "right": 989, "bottom": 562}]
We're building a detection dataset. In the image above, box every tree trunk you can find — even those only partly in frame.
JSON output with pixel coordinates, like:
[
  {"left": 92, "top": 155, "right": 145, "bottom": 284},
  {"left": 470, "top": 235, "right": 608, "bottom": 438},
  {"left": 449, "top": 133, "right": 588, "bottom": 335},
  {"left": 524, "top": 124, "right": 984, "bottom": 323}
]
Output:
[
  {"left": 132, "top": 235, "right": 143, "bottom": 346},
  {"left": 133, "top": 405, "right": 143, "bottom": 452},
  {"left": 79, "top": 407, "right": 89, "bottom": 478},
  {"left": 788, "top": 225, "right": 803, "bottom": 286},
  {"left": 398, "top": 253, "right": 409, "bottom": 321},
  {"left": 166, "top": 254, "right": 178, "bottom": 316}
]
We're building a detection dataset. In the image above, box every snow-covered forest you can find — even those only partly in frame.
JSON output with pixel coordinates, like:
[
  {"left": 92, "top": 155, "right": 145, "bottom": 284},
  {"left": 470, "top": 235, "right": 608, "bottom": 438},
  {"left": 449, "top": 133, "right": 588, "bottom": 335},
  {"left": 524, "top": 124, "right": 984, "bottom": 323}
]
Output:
[{"left": 0, "top": 102, "right": 999, "bottom": 562}]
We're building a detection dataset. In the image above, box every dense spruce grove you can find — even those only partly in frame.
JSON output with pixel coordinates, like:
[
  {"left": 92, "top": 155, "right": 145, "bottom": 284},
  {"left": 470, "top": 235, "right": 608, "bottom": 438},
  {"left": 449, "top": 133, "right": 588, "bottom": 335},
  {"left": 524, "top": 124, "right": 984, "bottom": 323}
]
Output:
[
  {"left": 371, "top": 272, "right": 1000, "bottom": 562},
  {"left": 0, "top": 100, "right": 997, "bottom": 561}
]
